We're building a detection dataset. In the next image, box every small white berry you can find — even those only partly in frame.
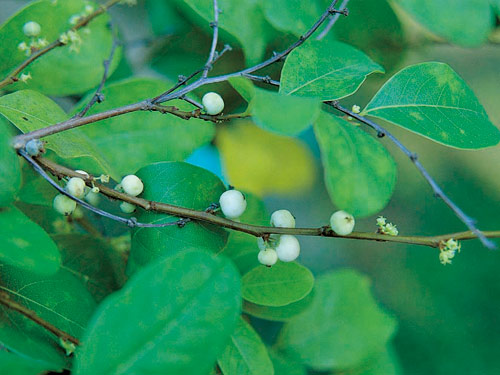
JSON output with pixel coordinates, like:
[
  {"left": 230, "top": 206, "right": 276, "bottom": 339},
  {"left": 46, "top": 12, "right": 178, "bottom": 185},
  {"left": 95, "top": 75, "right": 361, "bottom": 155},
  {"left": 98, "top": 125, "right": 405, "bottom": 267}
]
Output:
[
  {"left": 25, "top": 139, "right": 44, "bottom": 156},
  {"left": 202, "top": 92, "right": 224, "bottom": 115},
  {"left": 53, "top": 194, "right": 76, "bottom": 216},
  {"left": 258, "top": 248, "right": 278, "bottom": 266},
  {"left": 275, "top": 235, "right": 300, "bottom": 262},
  {"left": 72, "top": 205, "right": 84, "bottom": 219},
  {"left": 270, "top": 209, "right": 296, "bottom": 228},
  {"left": 120, "top": 201, "right": 136, "bottom": 213},
  {"left": 84, "top": 190, "right": 100, "bottom": 206},
  {"left": 330, "top": 210, "right": 355, "bottom": 236},
  {"left": 66, "top": 177, "right": 86, "bottom": 198},
  {"left": 121, "top": 175, "right": 143, "bottom": 196},
  {"left": 219, "top": 189, "right": 246, "bottom": 219},
  {"left": 23, "top": 21, "right": 41, "bottom": 37}
]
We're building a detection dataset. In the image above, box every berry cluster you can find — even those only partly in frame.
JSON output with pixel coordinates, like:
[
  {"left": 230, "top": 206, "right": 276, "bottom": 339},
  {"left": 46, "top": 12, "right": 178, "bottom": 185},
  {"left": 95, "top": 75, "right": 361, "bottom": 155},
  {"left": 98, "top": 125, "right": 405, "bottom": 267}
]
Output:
[{"left": 53, "top": 172, "right": 144, "bottom": 216}]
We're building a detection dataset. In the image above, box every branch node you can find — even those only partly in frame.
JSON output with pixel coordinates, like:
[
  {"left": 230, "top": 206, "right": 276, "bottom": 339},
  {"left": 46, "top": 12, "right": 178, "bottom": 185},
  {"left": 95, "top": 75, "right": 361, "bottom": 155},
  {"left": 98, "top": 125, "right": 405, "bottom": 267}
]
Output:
[
  {"left": 127, "top": 217, "right": 138, "bottom": 228},
  {"left": 409, "top": 153, "right": 418, "bottom": 162}
]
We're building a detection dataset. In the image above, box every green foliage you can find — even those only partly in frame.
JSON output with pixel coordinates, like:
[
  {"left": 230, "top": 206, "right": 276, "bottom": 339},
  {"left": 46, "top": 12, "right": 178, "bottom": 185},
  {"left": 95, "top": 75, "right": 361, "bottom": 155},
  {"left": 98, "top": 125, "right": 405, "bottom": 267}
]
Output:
[
  {"left": 242, "top": 262, "right": 314, "bottom": 307},
  {"left": 75, "top": 250, "right": 241, "bottom": 375},
  {"left": 230, "top": 77, "right": 321, "bottom": 135},
  {"left": 0, "top": 206, "right": 60, "bottom": 275},
  {"left": 54, "top": 234, "right": 126, "bottom": 302},
  {"left": 395, "top": 0, "right": 494, "bottom": 46},
  {"left": 129, "top": 162, "right": 228, "bottom": 273},
  {"left": 0, "top": 1, "right": 498, "bottom": 373},
  {"left": 73, "top": 78, "right": 215, "bottom": 176},
  {"left": 0, "top": 264, "right": 96, "bottom": 368},
  {"left": 280, "top": 40, "right": 384, "bottom": 100},
  {"left": 0, "top": 349, "right": 57, "bottom": 375},
  {"left": 0, "top": 0, "right": 121, "bottom": 96},
  {"left": 314, "top": 112, "right": 397, "bottom": 217},
  {"left": 176, "top": 0, "right": 275, "bottom": 64},
  {"left": 278, "top": 269, "right": 397, "bottom": 371},
  {"left": 217, "top": 317, "right": 274, "bottom": 375},
  {"left": 0, "top": 118, "right": 21, "bottom": 206},
  {"left": 364, "top": 62, "right": 500, "bottom": 149},
  {"left": 0, "top": 90, "right": 117, "bottom": 178}
]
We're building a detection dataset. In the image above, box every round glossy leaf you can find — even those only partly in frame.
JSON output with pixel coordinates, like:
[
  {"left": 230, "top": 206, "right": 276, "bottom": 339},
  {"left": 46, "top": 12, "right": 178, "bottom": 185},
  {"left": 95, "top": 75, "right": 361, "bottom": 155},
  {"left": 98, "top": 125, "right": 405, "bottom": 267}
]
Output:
[
  {"left": 242, "top": 262, "right": 314, "bottom": 307},
  {"left": 75, "top": 250, "right": 241, "bottom": 375},
  {"left": 314, "top": 112, "right": 397, "bottom": 217},
  {"left": 0, "top": 118, "right": 21, "bottom": 206},
  {"left": 278, "top": 269, "right": 397, "bottom": 370},
  {"left": 129, "top": 162, "right": 228, "bottom": 274}
]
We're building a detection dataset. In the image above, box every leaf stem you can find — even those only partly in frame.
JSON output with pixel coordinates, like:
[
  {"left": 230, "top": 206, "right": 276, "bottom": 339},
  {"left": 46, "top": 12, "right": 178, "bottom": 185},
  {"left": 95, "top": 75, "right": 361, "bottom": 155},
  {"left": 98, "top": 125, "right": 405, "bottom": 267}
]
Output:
[
  {"left": 33, "top": 156, "right": 500, "bottom": 249},
  {"left": 0, "top": 0, "right": 121, "bottom": 90},
  {"left": 0, "top": 290, "right": 80, "bottom": 346}
]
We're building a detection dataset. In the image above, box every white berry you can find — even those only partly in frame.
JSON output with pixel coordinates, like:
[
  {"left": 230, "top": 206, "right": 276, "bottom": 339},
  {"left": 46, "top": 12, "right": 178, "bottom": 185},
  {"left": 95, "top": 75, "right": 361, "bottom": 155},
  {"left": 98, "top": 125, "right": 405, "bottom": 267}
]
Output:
[
  {"left": 85, "top": 190, "right": 100, "bottom": 206},
  {"left": 121, "top": 175, "right": 143, "bottom": 196},
  {"left": 53, "top": 194, "right": 76, "bottom": 216},
  {"left": 257, "top": 237, "right": 266, "bottom": 251},
  {"left": 275, "top": 235, "right": 300, "bottom": 262},
  {"left": 258, "top": 248, "right": 278, "bottom": 266},
  {"left": 202, "top": 92, "right": 224, "bottom": 115},
  {"left": 120, "top": 201, "right": 136, "bottom": 213},
  {"left": 330, "top": 210, "right": 355, "bottom": 236},
  {"left": 219, "top": 189, "right": 246, "bottom": 219},
  {"left": 270, "top": 209, "right": 296, "bottom": 228},
  {"left": 23, "top": 21, "right": 41, "bottom": 37},
  {"left": 66, "top": 177, "right": 86, "bottom": 198},
  {"left": 25, "top": 139, "right": 44, "bottom": 156}
]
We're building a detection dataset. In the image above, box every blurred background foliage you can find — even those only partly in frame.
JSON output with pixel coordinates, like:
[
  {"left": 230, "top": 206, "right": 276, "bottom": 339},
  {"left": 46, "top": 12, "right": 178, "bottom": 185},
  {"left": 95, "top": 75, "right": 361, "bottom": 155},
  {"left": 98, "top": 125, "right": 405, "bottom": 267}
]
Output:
[{"left": 2, "top": 0, "right": 500, "bottom": 373}]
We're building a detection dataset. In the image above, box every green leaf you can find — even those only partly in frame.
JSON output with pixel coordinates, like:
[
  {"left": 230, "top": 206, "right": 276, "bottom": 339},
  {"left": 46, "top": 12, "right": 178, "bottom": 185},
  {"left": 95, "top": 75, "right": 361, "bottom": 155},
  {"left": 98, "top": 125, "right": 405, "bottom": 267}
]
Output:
[
  {"left": 243, "top": 291, "right": 313, "bottom": 322},
  {"left": 0, "top": 350, "right": 58, "bottom": 375},
  {"left": 230, "top": 77, "right": 321, "bottom": 135},
  {"left": 0, "top": 265, "right": 96, "bottom": 369},
  {"left": 356, "top": 346, "right": 402, "bottom": 375},
  {"left": 280, "top": 40, "right": 384, "bottom": 100},
  {"left": 395, "top": 0, "right": 493, "bottom": 46},
  {"left": 0, "top": 118, "right": 21, "bottom": 207},
  {"left": 242, "top": 262, "right": 314, "bottom": 307},
  {"left": 129, "top": 162, "right": 229, "bottom": 274},
  {"left": 177, "top": 0, "right": 274, "bottom": 64},
  {"left": 217, "top": 317, "right": 273, "bottom": 375},
  {"left": 0, "top": 0, "right": 121, "bottom": 96},
  {"left": 74, "top": 78, "right": 215, "bottom": 177},
  {"left": 0, "top": 206, "right": 60, "bottom": 275},
  {"left": 314, "top": 113, "right": 397, "bottom": 217},
  {"left": 364, "top": 62, "right": 500, "bottom": 149},
  {"left": 270, "top": 350, "right": 306, "bottom": 375},
  {"left": 0, "top": 90, "right": 117, "bottom": 179},
  {"left": 145, "top": 0, "right": 189, "bottom": 35},
  {"left": 16, "top": 162, "right": 55, "bottom": 206},
  {"left": 262, "top": 0, "right": 323, "bottom": 36},
  {"left": 218, "top": 192, "right": 269, "bottom": 275},
  {"left": 278, "top": 269, "right": 397, "bottom": 370},
  {"left": 75, "top": 250, "right": 241, "bottom": 375},
  {"left": 53, "top": 234, "right": 126, "bottom": 302},
  {"left": 332, "top": 0, "right": 405, "bottom": 70}
]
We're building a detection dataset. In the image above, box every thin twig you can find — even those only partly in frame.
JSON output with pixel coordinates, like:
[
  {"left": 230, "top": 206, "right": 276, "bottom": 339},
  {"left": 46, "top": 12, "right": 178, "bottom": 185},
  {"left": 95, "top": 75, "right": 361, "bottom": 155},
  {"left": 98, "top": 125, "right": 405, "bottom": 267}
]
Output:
[
  {"left": 181, "top": 96, "right": 203, "bottom": 109},
  {"left": 33, "top": 156, "right": 500, "bottom": 249},
  {"left": 74, "top": 35, "right": 120, "bottom": 118},
  {"left": 18, "top": 150, "right": 183, "bottom": 229},
  {"left": 202, "top": 0, "right": 220, "bottom": 78},
  {"left": 0, "top": 0, "right": 121, "bottom": 90},
  {"left": 0, "top": 290, "right": 80, "bottom": 346},
  {"left": 152, "top": 0, "right": 341, "bottom": 104},
  {"left": 242, "top": 74, "right": 280, "bottom": 87},
  {"left": 328, "top": 101, "right": 496, "bottom": 249},
  {"left": 316, "top": 0, "right": 350, "bottom": 40}
]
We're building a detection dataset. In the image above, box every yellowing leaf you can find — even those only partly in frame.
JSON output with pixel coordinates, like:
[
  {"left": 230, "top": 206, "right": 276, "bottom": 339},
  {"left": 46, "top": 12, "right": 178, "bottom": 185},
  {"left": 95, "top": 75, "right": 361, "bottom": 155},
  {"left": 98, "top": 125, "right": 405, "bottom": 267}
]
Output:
[{"left": 216, "top": 121, "right": 315, "bottom": 196}]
